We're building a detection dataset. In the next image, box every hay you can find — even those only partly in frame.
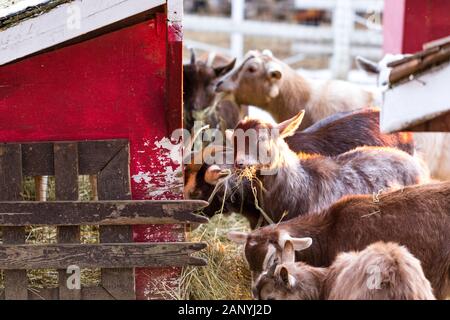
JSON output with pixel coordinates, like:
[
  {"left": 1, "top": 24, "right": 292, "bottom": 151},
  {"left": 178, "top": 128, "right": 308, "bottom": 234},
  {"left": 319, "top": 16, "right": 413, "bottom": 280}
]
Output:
[
  {"left": 178, "top": 214, "right": 252, "bottom": 300},
  {"left": 0, "top": 175, "right": 253, "bottom": 300},
  {"left": 0, "top": 176, "right": 100, "bottom": 289}
]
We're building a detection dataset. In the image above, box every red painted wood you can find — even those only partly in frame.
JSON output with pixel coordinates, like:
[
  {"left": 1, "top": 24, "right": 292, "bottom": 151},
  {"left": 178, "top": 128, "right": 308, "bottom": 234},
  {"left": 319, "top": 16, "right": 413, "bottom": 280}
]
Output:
[
  {"left": 384, "top": 0, "right": 450, "bottom": 54},
  {"left": 134, "top": 15, "right": 185, "bottom": 300},
  {"left": 0, "top": 10, "right": 184, "bottom": 299},
  {"left": 166, "top": 22, "right": 183, "bottom": 134}
]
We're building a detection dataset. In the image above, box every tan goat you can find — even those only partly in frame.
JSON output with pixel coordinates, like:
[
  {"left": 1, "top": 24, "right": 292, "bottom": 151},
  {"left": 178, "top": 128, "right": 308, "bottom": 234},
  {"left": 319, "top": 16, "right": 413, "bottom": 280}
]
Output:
[
  {"left": 216, "top": 50, "right": 374, "bottom": 129},
  {"left": 254, "top": 241, "right": 435, "bottom": 300}
]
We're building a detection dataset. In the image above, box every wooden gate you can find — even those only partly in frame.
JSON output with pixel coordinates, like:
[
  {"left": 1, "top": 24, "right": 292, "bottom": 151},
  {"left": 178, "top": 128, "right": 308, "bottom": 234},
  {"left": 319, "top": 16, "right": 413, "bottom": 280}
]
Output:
[{"left": 0, "top": 140, "right": 207, "bottom": 300}]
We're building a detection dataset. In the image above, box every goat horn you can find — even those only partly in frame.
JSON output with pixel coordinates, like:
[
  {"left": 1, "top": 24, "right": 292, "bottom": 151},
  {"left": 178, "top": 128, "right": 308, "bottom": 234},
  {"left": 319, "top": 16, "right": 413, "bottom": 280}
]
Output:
[
  {"left": 281, "top": 241, "right": 296, "bottom": 264},
  {"left": 190, "top": 48, "right": 196, "bottom": 65},
  {"left": 278, "top": 232, "right": 313, "bottom": 252}
]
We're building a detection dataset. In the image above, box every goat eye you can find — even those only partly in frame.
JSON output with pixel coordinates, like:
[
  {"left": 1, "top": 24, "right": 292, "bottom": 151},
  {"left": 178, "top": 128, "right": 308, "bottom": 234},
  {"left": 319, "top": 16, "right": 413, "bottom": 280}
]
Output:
[{"left": 247, "top": 66, "right": 257, "bottom": 73}]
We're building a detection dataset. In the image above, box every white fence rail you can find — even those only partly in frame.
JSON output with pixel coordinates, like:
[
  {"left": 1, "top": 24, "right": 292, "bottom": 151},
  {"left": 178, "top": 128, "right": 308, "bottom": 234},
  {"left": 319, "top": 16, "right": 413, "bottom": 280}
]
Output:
[{"left": 184, "top": 0, "right": 384, "bottom": 79}]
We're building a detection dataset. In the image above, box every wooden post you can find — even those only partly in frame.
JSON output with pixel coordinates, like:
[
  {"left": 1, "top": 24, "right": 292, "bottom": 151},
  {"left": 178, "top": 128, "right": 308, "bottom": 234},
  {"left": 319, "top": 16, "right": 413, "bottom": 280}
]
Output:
[
  {"left": 54, "top": 142, "right": 81, "bottom": 300},
  {"left": 231, "top": 0, "right": 245, "bottom": 60},
  {"left": 34, "top": 176, "right": 48, "bottom": 201},
  {"left": 0, "top": 144, "right": 28, "bottom": 300},
  {"left": 97, "top": 143, "right": 135, "bottom": 300},
  {"left": 331, "top": 0, "right": 353, "bottom": 79}
]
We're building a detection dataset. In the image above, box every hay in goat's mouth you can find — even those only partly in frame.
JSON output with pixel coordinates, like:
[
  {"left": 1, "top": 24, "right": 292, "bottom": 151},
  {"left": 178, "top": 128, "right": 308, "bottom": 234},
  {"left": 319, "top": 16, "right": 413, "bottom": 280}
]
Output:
[{"left": 214, "top": 166, "right": 274, "bottom": 226}]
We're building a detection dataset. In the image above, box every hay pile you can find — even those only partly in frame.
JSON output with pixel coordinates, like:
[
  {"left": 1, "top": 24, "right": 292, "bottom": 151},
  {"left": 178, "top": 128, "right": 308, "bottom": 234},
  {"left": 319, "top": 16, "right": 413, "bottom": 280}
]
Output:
[{"left": 178, "top": 213, "right": 252, "bottom": 300}]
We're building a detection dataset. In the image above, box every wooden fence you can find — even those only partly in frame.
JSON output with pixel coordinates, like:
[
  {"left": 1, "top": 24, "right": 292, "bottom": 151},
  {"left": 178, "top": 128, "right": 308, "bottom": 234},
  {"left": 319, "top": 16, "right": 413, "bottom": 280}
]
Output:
[
  {"left": 0, "top": 140, "right": 207, "bottom": 300},
  {"left": 184, "top": 0, "right": 384, "bottom": 79}
]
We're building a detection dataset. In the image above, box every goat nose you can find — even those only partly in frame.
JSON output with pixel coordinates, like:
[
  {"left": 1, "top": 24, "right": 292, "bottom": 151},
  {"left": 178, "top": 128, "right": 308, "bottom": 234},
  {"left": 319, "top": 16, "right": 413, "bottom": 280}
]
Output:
[{"left": 235, "top": 160, "right": 245, "bottom": 169}]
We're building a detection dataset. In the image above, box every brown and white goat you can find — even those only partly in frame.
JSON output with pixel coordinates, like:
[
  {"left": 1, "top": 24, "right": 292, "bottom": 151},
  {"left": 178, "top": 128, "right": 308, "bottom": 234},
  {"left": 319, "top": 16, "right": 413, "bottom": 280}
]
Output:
[
  {"left": 183, "top": 50, "right": 241, "bottom": 131},
  {"left": 231, "top": 112, "right": 429, "bottom": 222},
  {"left": 254, "top": 241, "right": 435, "bottom": 300},
  {"left": 185, "top": 108, "right": 415, "bottom": 229},
  {"left": 215, "top": 50, "right": 374, "bottom": 129},
  {"left": 228, "top": 181, "right": 450, "bottom": 299}
]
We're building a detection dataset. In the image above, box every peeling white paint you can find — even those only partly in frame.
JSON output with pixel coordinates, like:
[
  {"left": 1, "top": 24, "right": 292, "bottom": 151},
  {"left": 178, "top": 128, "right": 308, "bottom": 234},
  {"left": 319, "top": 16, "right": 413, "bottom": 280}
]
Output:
[
  {"left": 154, "top": 136, "right": 182, "bottom": 165},
  {"left": 132, "top": 136, "right": 184, "bottom": 200},
  {"left": 132, "top": 171, "right": 152, "bottom": 184}
]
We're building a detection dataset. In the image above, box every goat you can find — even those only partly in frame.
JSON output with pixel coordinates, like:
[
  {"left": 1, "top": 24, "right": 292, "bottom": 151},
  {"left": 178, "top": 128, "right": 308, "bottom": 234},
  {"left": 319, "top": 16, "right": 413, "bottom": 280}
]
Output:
[
  {"left": 227, "top": 181, "right": 450, "bottom": 299},
  {"left": 215, "top": 50, "right": 374, "bottom": 129},
  {"left": 231, "top": 111, "right": 429, "bottom": 223},
  {"left": 183, "top": 50, "right": 241, "bottom": 132},
  {"left": 357, "top": 55, "right": 450, "bottom": 181},
  {"left": 185, "top": 108, "right": 416, "bottom": 229},
  {"left": 254, "top": 241, "right": 435, "bottom": 300}
]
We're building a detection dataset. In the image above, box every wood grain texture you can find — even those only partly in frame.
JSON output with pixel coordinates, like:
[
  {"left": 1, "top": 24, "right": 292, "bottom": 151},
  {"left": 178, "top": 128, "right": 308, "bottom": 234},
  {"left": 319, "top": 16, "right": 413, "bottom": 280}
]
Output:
[
  {"left": 97, "top": 143, "right": 135, "bottom": 300},
  {"left": 1, "top": 286, "right": 118, "bottom": 300},
  {"left": 54, "top": 142, "right": 80, "bottom": 300},
  {"left": 0, "top": 144, "right": 28, "bottom": 300},
  {"left": 406, "top": 111, "right": 450, "bottom": 132},
  {"left": 0, "top": 242, "right": 207, "bottom": 269},
  {"left": 0, "top": 0, "right": 166, "bottom": 64},
  {"left": 21, "top": 140, "right": 128, "bottom": 176},
  {"left": 0, "top": 200, "right": 208, "bottom": 225}
]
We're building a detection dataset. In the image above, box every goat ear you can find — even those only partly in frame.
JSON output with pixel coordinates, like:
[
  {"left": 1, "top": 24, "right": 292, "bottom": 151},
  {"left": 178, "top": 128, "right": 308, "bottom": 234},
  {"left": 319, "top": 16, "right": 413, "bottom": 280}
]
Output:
[
  {"left": 282, "top": 241, "right": 296, "bottom": 264},
  {"left": 227, "top": 231, "right": 248, "bottom": 244},
  {"left": 290, "top": 237, "right": 313, "bottom": 251},
  {"left": 204, "top": 165, "right": 230, "bottom": 185},
  {"left": 356, "top": 56, "right": 380, "bottom": 74},
  {"left": 190, "top": 48, "right": 196, "bottom": 65},
  {"left": 277, "top": 111, "right": 305, "bottom": 138},
  {"left": 279, "top": 266, "right": 295, "bottom": 288},
  {"left": 214, "top": 58, "right": 236, "bottom": 77},
  {"left": 262, "top": 49, "right": 273, "bottom": 58}
]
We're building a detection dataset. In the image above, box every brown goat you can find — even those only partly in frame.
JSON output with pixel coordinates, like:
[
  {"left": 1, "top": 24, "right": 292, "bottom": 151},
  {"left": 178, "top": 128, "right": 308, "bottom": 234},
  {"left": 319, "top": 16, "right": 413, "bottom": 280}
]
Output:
[
  {"left": 254, "top": 241, "right": 436, "bottom": 300},
  {"left": 228, "top": 181, "right": 450, "bottom": 299},
  {"left": 231, "top": 111, "right": 428, "bottom": 223},
  {"left": 185, "top": 108, "right": 415, "bottom": 229},
  {"left": 216, "top": 50, "right": 374, "bottom": 129},
  {"left": 183, "top": 50, "right": 240, "bottom": 131}
]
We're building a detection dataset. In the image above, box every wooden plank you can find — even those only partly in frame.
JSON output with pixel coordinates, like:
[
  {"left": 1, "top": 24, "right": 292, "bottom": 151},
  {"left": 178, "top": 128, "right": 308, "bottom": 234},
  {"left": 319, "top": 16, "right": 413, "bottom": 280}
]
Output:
[
  {"left": 0, "top": 200, "right": 208, "bottom": 226},
  {"left": 0, "top": 242, "right": 206, "bottom": 269},
  {"left": 0, "top": 144, "right": 28, "bottom": 300},
  {"left": 78, "top": 140, "right": 128, "bottom": 175},
  {"left": 97, "top": 144, "right": 135, "bottom": 300},
  {"left": 404, "top": 111, "right": 450, "bottom": 132},
  {"left": 166, "top": 1, "right": 183, "bottom": 133},
  {"left": 381, "top": 62, "right": 450, "bottom": 133},
  {"left": 54, "top": 142, "right": 80, "bottom": 300},
  {"left": 21, "top": 140, "right": 128, "bottom": 176},
  {"left": 0, "top": 0, "right": 166, "bottom": 65},
  {"left": 21, "top": 143, "right": 54, "bottom": 176},
  {"left": 0, "top": 286, "right": 116, "bottom": 300}
]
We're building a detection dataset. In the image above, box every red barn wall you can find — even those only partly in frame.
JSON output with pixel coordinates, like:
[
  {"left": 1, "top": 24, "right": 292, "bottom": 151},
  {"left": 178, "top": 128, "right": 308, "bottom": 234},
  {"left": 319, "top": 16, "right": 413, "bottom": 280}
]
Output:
[
  {"left": 384, "top": 0, "right": 450, "bottom": 54},
  {"left": 0, "top": 12, "right": 183, "bottom": 299}
]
